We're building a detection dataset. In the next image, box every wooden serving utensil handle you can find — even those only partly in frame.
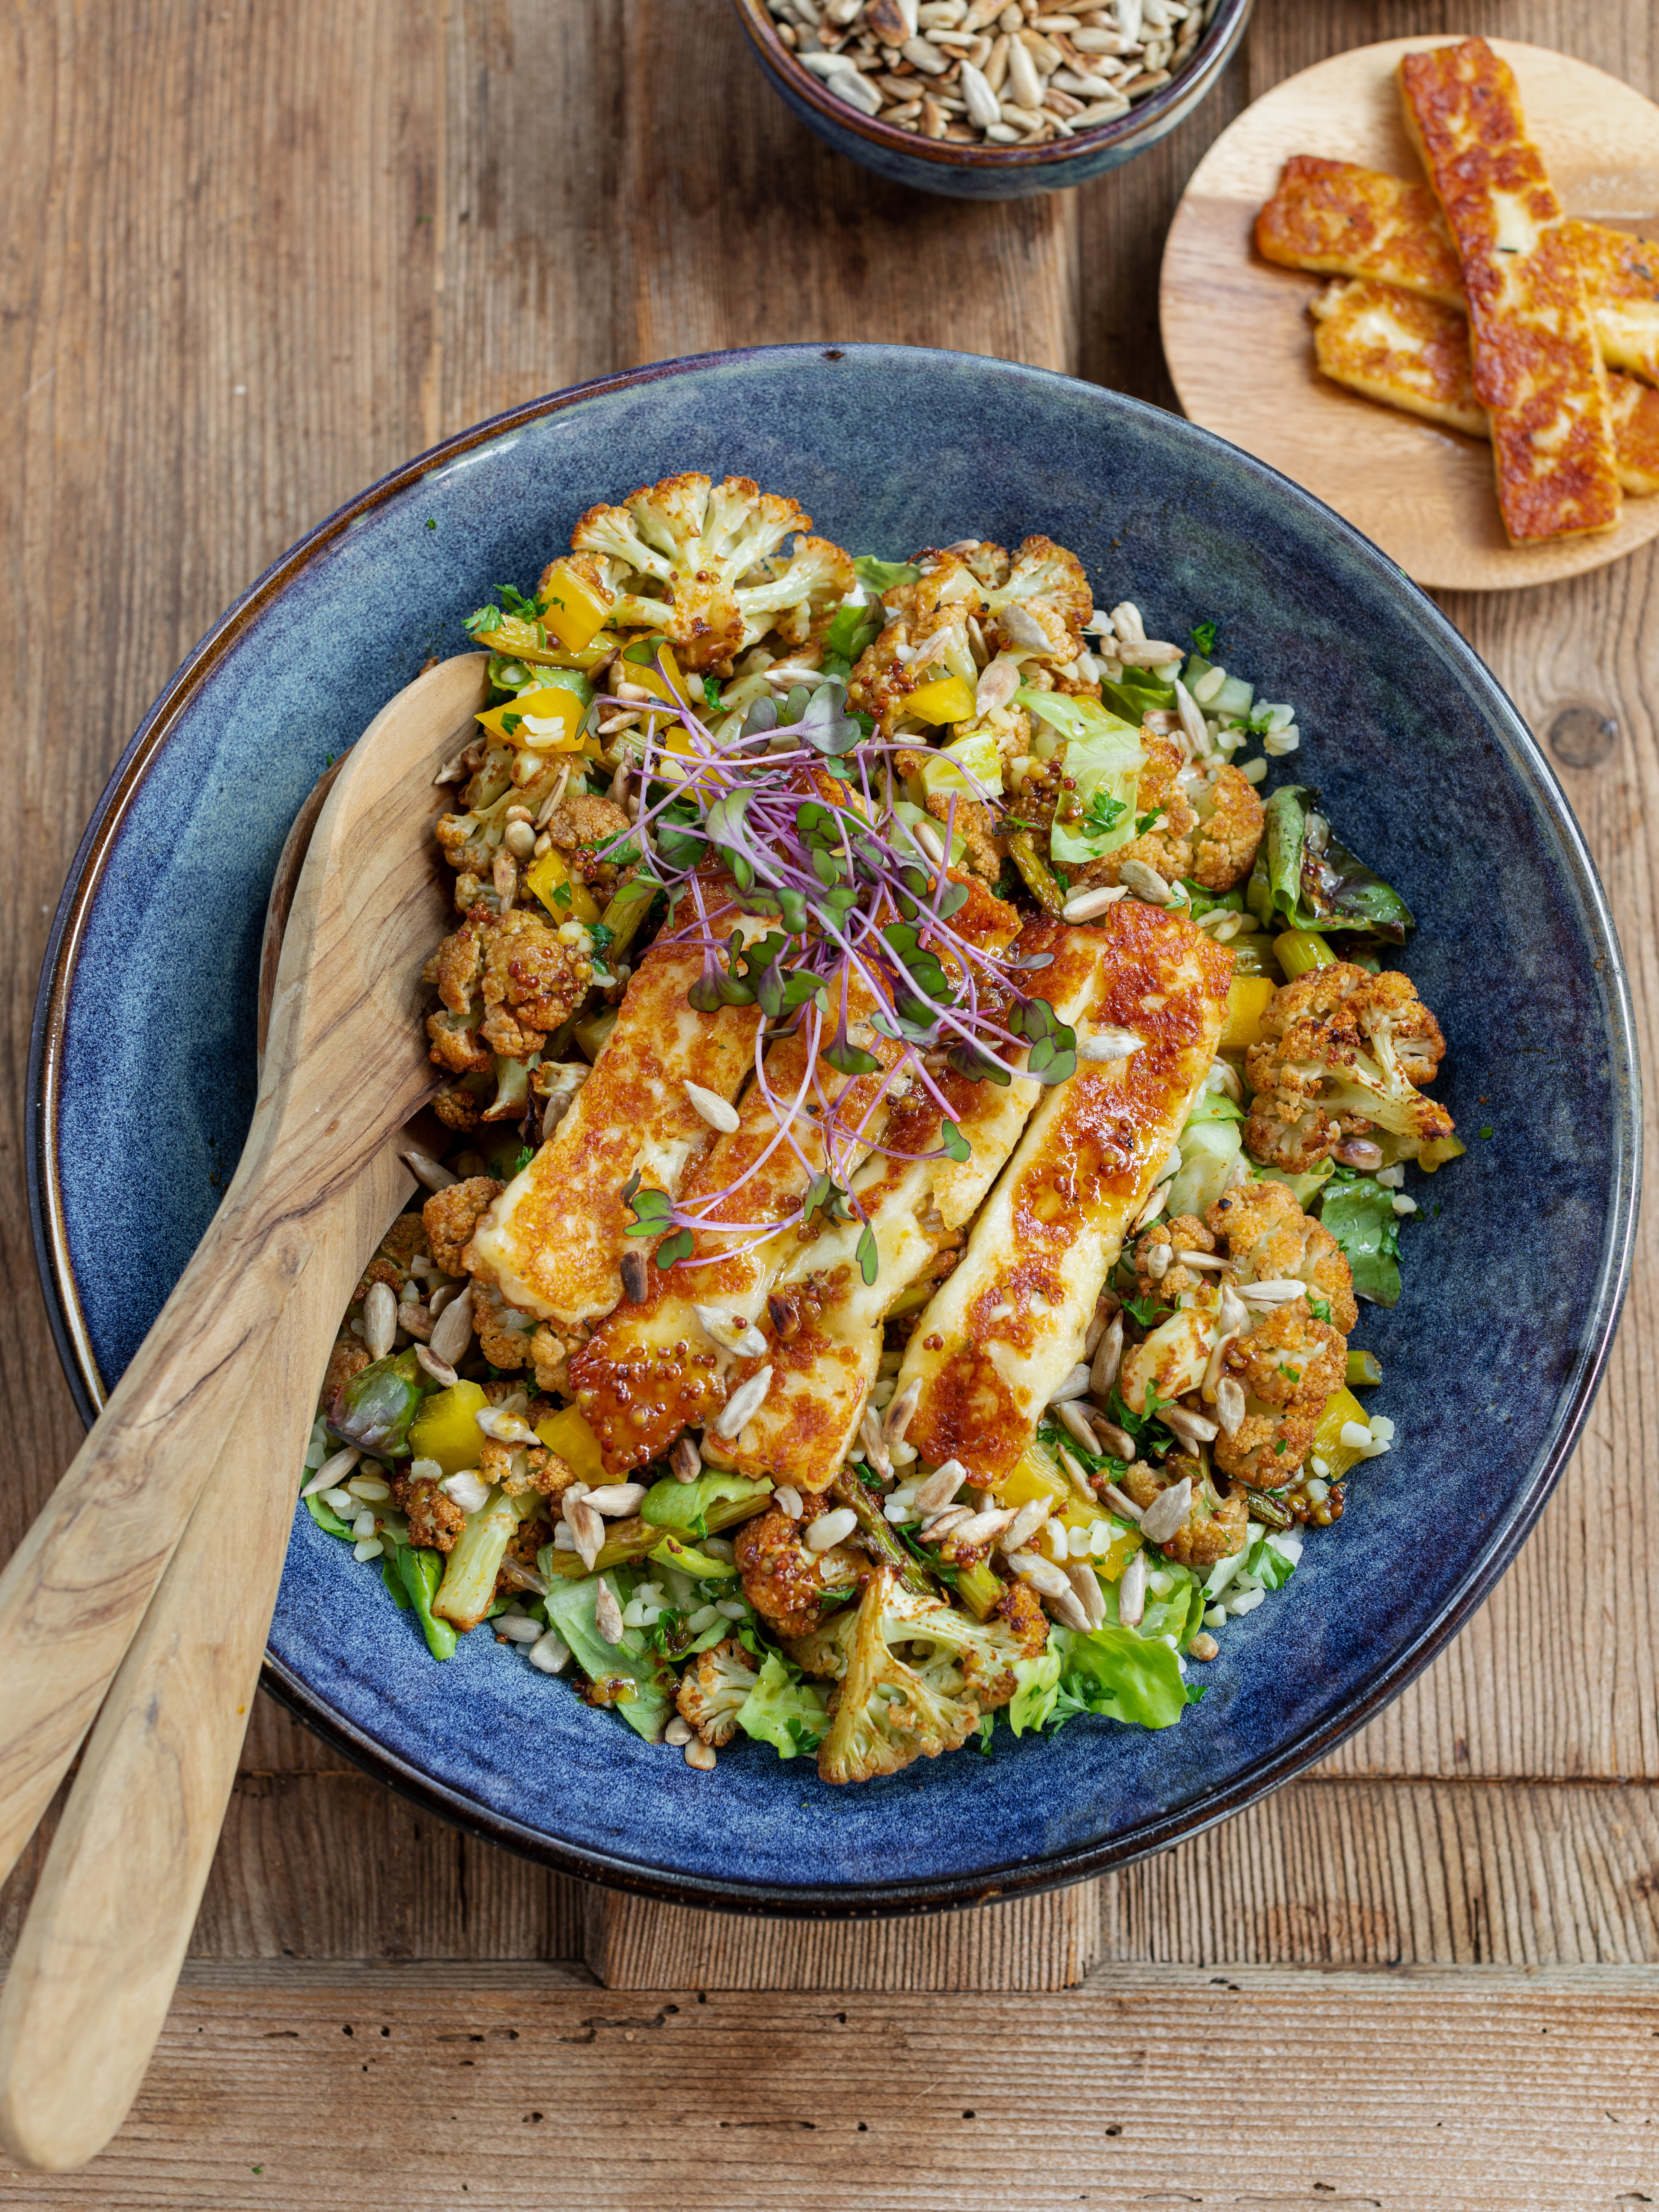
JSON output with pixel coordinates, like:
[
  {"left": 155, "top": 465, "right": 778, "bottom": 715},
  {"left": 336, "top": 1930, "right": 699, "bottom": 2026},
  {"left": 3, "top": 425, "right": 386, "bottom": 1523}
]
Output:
[{"left": 0, "top": 1135, "right": 414, "bottom": 2173}]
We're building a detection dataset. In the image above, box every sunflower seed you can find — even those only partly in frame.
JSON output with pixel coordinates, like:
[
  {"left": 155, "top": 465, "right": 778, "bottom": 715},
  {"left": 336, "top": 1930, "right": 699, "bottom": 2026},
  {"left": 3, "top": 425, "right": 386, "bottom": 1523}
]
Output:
[
  {"left": 1047, "top": 1363, "right": 1092, "bottom": 1406},
  {"left": 913, "top": 819, "right": 947, "bottom": 867},
  {"left": 565, "top": 1495, "right": 605, "bottom": 1571},
  {"left": 1090, "top": 1313, "right": 1124, "bottom": 1397},
  {"left": 1002, "top": 1497, "right": 1053, "bottom": 1554},
  {"left": 1215, "top": 1377, "right": 1246, "bottom": 1436},
  {"left": 1054, "top": 1398, "right": 1100, "bottom": 1454},
  {"left": 1118, "top": 858, "right": 1173, "bottom": 904},
  {"left": 594, "top": 1579, "right": 625, "bottom": 1645},
  {"left": 946, "top": 1506, "right": 1018, "bottom": 1549},
  {"left": 1239, "top": 1278, "right": 1308, "bottom": 1307},
  {"left": 664, "top": 1715, "right": 694, "bottom": 1746},
  {"left": 428, "top": 1283, "right": 475, "bottom": 1367},
  {"left": 586, "top": 1483, "right": 648, "bottom": 1518},
  {"left": 1173, "top": 677, "right": 1211, "bottom": 756},
  {"left": 671, "top": 1435, "right": 702, "bottom": 1484},
  {"left": 883, "top": 1376, "right": 923, "bottom": 1444},
  {"left": 774, "top": 1483, "right": 804, "bottom": 1519},
  {"left": 1005, "top": 31, "right": 1043, "bottom": 104},
  {"left": 1132, "top": 1179, "right": 1174, "bottom": 1233},
  {"left": 973, "top": 649, "right": 1021, "bottom": 713},
  {"left": 1060, "top": 885, "right": 1128, "bottom": 922},
  {"left": 919, "top": 1504, "right": 974, "bottom": 1543},
  {"left": 361, "top": 1279, "right": 398, "bottom": 1362},
  {"left": 1112, "top": 639, "right": 1181, "bottom": 667},
  {"left": 1067, "top": 1560, "right": 1108, "bottom": 1630},
  {"left": 476, "top": 1406, "right": 537, "bottom": 1445},
  {"left": 1117, "top": 1547, "right": 1148, "bottom": 1626},
  {"left": 402, "top": 1149, "right": 457, "bottom": 1193},
  {"left": 1056, "top": 1447, "right": 1095, "bottom": 1504},
  {"left": 619, "top": 1249, "right": 649, "bottom": 1304},
  {"left": 913, "top": 1458, "right": 969, "bottom": 1515},
  {"left": 415, "top": 1345, "right": 459, "bottom": 1389},
  {"left": 1162, "top": 1402, "right": 1218, "bottom": 1447},
  {"left": 301, "top": 1447, "right": 362, "bottom": 1499},
  {"left": 441, "top": 1469, "right": 491, "bottom": 1514},
  {"left": 859, "top": 1405, "right": 893, "bottom": 1481},
  {"left": 1334, "top": 1137, "right": 1385, "bottom": 1170},
  {"left": 685, "top": 1737, "right": 717, "bottom": 1770},
  {"left": 1217, "top": 1284, "right": 1249, "bottom": 1337},
  {"left": 715, "top": 1365, "right": 773, "bottom": 1440},
  {"left": 1139, "top": 1476, "right": 1192, "bottom": 1546},
  {"left": 694, "top": 1304, "right": 769, "bottom": 1359},
  {"left": 684, "top": 1080, "right": 741, "bottom": 1135},
  {"left": 1103, "top": 1480, "right": 1144, "bottom": 1523},
  {"left": 1093, "top": 1417, "right": 1138, "bottom": 1459},
  {"left": 1144, "top": 1241, "right": 1172, "bottom": 1282},
  {"left": 1076, "top": 1022, "right": 1142, "bottom": 1059}
]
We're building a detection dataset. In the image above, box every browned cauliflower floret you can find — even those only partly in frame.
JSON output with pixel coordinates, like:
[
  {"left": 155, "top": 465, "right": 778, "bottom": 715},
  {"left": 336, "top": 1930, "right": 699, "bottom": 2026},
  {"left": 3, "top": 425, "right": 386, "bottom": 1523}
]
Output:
[
  {"left": 1223, "top": 1301, "right": 1346, "bottom": 1410},
  {"left": 735, "top": 1505, "right": 834, "bottom": 1641},
  {"left": 1131, "top": 1213, "right": 1214, "bottom": 1305},
  {"left": 1244, "top": 963, "right": 1452, "bottom": 1172},
  {"left": 539, "top": 793, "right": 634, "bottom": 899},
  {"left": 1187, "top": 762, "right": 1266, "bottom": 891},
  {"left": 322, "top": 1333, "right": 370, "bottom": 1403},
  {"left": 1213, "top": 1400, "right": 1325, "bottom": 1492},
  {"left": 395, "top": 1469, "right": 466, "bottom": 1554},
  {"left": 954, "top": 539, "right": 1009, "bottom": 589},
  {"left": 530, "top": 1321, "right": 579, "bottom": 1397},
  {"left": 675, "top": 1635, "right": 760, "bottom": 1748},
  {"left": 426, "top": 906, "right": 592, "bottom": 1073},
  {"left": 423, "top": 1176, "right": 502, "bottom": 1276},
  {"left": 1122, "top": 1456, "right": 1249, "bottom": 1569},
  {"left": 354, "top": 1212, "right": 428, "bottom": 1304},
  {"left": 981, "top": 536, "right": 1092, "bottom": 666},
  {"left": 1206, "top": 1178, "right": 1358, "bottom": 1337},
  {"left": 571, "top": 474, "right": 846, "bottom": 674},
  {"left": 847, "top": 549, "right": 980, "bottom": 736},
  {"left": 472, "top": 1281, "right": 540, "bottom": 1371},
  {"left": 923, "top": 788, "right": 1004, "bottom": 884},
  {"left": 432, "top": 1080, "right": 483, "bottom": 1132}
]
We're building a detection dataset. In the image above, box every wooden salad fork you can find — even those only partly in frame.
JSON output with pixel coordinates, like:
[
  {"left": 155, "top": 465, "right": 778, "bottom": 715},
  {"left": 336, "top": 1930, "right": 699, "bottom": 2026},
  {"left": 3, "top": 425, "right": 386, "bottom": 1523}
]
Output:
[{"left": 0, "top": 652, "right": 488, "bottom": 2170}]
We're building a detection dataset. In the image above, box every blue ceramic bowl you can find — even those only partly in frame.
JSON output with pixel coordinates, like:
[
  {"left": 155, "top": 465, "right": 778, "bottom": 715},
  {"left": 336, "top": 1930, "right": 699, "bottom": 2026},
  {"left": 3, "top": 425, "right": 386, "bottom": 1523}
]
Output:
[
  {"left": 31, "top": 345, "right": 1639, "bottom": 1914},
  {"left": 729, "top": 0, "right": 1254, "bottom": 200}
]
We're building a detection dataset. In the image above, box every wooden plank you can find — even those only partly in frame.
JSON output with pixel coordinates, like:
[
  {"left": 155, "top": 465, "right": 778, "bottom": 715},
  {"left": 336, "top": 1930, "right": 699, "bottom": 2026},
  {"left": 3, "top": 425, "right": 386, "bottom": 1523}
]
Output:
[{"left": 3, "top": 1959, "right": 1658, "bottom": 2206}]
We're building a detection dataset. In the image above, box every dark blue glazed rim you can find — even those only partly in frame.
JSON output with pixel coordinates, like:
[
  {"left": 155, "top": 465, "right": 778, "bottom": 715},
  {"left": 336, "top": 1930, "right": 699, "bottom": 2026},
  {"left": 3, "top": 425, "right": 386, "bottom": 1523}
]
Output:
[
  {"left": 29, "top": 345, "right": 1640, "bottom": 1916},
  {"left": 729, "top": 0, "right": 1254, "bottom": 200}
]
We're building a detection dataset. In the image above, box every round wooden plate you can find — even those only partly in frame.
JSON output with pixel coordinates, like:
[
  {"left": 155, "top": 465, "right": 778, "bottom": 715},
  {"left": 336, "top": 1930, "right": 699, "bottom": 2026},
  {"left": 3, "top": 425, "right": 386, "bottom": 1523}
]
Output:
[{"left": 1159, "top": 37, "right": 1659, "bottom": 591}]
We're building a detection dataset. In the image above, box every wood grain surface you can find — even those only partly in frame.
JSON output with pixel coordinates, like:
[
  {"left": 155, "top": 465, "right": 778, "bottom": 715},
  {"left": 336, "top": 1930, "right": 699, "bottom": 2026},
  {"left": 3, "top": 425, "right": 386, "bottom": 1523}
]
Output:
[
  {"left": 1159, "top": 37, "right": 1659, "bottom": 589},
  {"left": 2, "top": 0, "right": 1657, "bottom": 2200}
]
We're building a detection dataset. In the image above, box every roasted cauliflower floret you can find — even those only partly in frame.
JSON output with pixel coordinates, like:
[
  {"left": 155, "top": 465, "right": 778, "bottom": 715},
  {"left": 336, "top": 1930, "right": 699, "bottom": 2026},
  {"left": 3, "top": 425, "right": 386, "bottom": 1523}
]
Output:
[
  {"left": 479, "top": 1434, "right": 574, "bottom": 1501},
  {"left": 472, "top": 1281, "right": 541, "bottom": 1372},
  {"left": 847, "top": 549, "right": 981, "bottom": 735},
  {"left": 1223, "top": 1301, "right": 1346, "bottom": 1411},
  {"left": 538, "top": 793, "right": 634, "bottom": 898},
  {"left": 394, "top": 1469, "right": 466, "bottom": 1554},
  {"left": 1245, "top": 963, "right": 1452, "bottom": 1171},
  {"left": 1062, "top": 731, "right": 1263, "bottom": 897},
  {"left": 1206, "top": 1178, "right": 1358, "bottom": 1337},
  {"left": 1186, "top": 761, "right": 1266, "bottom": 891},
  {"left": 789, "top": 1569, "right": 1045, "bottom": 1717},
  {"left": 806, "top": 1567, "right": 991, "bottom": 1785},
  {"left": 741, "top": 538, "right": 857, "bottom": 649},
  {"left": 425, "top": 906, "right": 592, "bottom": 1071},
  {"left": 675, "top": 1635, "right": 760, "bottom": 1748},
  {"left": 571, "top": 473, "right": 846, "bottom": 673},
  {"left": 1121, "top": 1455, "right": 1249, "bottom": 1569},
  {"left": 1213, "top": 1399, "right": 1325, "bottom": 1492},
  {"left": 354, "top": 1212, "right": 429, "bottom": 1305},
  {"left": 423, "top": 1177, "right": 503, "bottom": 1277},
  {"left": 735, "top": 1504, "right": 836, "bottom": 1641},
  {"left": 982, "top": 535, "right": 1092, "bottom": 666}
]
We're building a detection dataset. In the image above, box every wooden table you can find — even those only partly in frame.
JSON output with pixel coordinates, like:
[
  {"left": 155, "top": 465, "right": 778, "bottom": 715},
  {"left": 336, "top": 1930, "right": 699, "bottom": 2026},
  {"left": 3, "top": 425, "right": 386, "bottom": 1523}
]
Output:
[{"left": 3, "top": 2, "right": 1657, "bottom": 2203}]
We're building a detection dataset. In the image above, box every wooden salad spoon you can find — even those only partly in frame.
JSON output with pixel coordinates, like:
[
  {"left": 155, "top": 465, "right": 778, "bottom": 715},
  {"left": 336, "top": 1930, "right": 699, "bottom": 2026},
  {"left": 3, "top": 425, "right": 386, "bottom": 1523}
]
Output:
[{"left": 0, "top": 652, "right": 488, "bottom": 2170}]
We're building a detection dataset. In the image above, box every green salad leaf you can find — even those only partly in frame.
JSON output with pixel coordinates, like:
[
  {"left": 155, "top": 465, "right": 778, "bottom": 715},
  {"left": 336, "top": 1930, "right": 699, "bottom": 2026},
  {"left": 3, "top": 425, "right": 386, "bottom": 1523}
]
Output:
[
  {"left": 1318, "top": 1169, "right": 1403, "bottom": 1306},
  {"left": 542, "top": 1572, "right": 675, "bottom": 1743},
  {"left": 1007, "top": 1624, "right": 1191, "bottom": 1736},
  {"left": 736, "top": 1654, "right": 829, "bottom": 1759},
  {"left": 1245, "top": 785, "right": 1413, "bottom": 943},
  {"left": 852, "top": 553, "right": 921, "bottom": 592},
  {"left": 640, "top": 1472, "right": 774, "bottom": 1541}
]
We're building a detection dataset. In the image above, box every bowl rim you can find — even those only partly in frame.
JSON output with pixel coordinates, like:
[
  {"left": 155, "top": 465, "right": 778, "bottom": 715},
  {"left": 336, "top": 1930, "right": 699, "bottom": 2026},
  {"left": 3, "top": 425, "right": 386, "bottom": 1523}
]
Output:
[
  {"left": 728, "top": 0, "right": 1254, "bottom": 173},
  {"left": 30, "top": 341, "right": 1641, "bottom": 1917}
]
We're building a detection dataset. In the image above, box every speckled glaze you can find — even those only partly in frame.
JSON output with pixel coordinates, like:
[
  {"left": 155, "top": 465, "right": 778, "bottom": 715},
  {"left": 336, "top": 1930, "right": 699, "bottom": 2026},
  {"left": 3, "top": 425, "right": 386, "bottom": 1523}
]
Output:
[
  {"left": 31, "top": 346, "right": 1638, "bottom": 1914},
  {"left": 728, "top": 0, "right": 1254, "bottom": 200}
]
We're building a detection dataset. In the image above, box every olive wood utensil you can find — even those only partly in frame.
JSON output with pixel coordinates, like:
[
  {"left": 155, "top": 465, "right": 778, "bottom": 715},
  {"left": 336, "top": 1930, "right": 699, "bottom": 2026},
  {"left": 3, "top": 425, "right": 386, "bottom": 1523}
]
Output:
[{"left": 0, "top": 655, "right": 486, "bottom": 2154}]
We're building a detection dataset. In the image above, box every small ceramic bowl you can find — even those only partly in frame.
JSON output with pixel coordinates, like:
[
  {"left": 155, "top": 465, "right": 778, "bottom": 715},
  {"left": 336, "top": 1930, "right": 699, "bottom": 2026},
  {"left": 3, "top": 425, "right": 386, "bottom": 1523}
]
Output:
[
  {"left": 729, "top": 0, "right": 1254, "bottom": 199},
  {"left": 31, "top": 344, "right": 1639, "bottom": 1914}
]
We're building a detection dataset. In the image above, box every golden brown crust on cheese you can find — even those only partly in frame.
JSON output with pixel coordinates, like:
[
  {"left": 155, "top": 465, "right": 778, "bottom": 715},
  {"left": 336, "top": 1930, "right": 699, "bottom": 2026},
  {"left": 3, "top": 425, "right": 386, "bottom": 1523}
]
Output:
[
  {"left": 1398, "top": 38, "right": 1620, "bottom": 545},
  {"left": 1257, "top": 154, "right": 1465, "bottom": 304}
]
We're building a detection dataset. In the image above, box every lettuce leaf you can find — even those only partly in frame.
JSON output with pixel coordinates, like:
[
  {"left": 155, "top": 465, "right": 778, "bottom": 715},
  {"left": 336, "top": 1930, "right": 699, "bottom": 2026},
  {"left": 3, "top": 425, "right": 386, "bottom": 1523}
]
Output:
[
  {"left": 735, "top": 1653, "right": 829, "bottom": 1759},
  {"left": 1246, "top": 785, "right": 1412, "bottom": 943},
  {"left": 1007, "top": 1622, "right": 1191, "bottom": 1736},
  {"left": 541, "top": 1572, "right": 675, "bottom": 1742},
  {"left": 640, "top": 1472, "right": 773, "bottom": 1540},
  {"left": 1318, "top": 1169, "right": 1402, "bottom": 1306}
]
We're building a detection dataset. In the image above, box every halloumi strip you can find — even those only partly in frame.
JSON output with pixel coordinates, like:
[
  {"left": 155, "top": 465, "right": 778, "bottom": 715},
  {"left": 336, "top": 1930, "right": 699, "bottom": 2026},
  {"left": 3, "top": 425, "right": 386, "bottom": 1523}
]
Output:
[
  {"left": 1310, "top": 278, "right": 1659, "bottom": 493},
  {"left": 896, "top": 899, "right": 1232, "bottom": 1489},
  {"left": 723, "top": 916, "right": 1115, "bottom": 1489},
  {"left": 1256, "top": 154, "right": 1659, "bottom": 384},
  {"left": 467, "top": 877, "right": 761, "bottom": 1325},
  {"left": 572, "top": 876, "right": 1019, "bottom": 1476}
]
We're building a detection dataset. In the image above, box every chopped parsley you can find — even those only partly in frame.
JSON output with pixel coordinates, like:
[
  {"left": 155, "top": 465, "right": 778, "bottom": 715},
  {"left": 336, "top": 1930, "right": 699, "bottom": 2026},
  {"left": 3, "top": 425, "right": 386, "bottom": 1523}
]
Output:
[{"left": 1190, "top": 620, "right": 1217, "bottom": 657}]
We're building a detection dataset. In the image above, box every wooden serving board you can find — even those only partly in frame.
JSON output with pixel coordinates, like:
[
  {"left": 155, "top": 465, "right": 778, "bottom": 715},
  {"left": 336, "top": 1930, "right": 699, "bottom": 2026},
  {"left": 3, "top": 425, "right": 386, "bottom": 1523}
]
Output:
[{"left": 1159, "top": 36, "right": 1659, "bottom": 591}]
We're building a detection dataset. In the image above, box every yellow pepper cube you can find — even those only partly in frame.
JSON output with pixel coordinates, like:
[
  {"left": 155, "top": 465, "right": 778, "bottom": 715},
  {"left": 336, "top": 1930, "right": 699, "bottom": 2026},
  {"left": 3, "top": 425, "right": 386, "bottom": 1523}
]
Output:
[
  {"left": 1310, "top": 1385, "right": 1373, "bottom": 1481},
  {"left": 475, "top": 686, "right": 586, "bottom": 750},
  {"left": 523, "top": 846, "right": 601, "bottom": 925},
  {"left": 538, "top": 562, "right": 611, "bottom": 653},
  {"left": 407, "top": 1380, "right": 489, "bottom": 1478},
  {"left": 905, "top": 674, "right": 977, "bottom": 728},
  {"left": 1221, "top": 974, "right": 1276, "bottom": 1051},
  {"left": 535, "top": 1405, "right": 608, "bottom": 1488}
]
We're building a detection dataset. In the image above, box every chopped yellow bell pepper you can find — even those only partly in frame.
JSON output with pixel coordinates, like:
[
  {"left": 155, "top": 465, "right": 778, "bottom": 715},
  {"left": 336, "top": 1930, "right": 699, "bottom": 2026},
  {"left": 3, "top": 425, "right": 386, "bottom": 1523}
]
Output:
[
  {"left": 472, "top": 611, "right": 616, "bottom": 671},
  {"left": 914, "top": 727, "right": 1004, "bottom": 802},
  {"left": 1001, "top": 1437, "right": 1070, "bottom": 1513},
  {"left": 407, "top": 1380, "right": 489, "bottom": 1478},
  {"left": 523, "top": 847, "right": 601, "bottom": 926},
  {"left": 1221, "top": 974, "right": 1276, "bottom": 1050},
  {"left": 535, "top": 1405, "right": 608, "bottom": 1489},
  {"left": 1310, "top": 1385, "right": 1372, "bottom": 1481},
  {"left": 1274, "top": 928, "right": 1335, "bottom": 980},
  {"left": 906, "top": 674, "right": 976, "bottom": 727},
  {"left": 538, "top": 562, "right": 610, "bottom": 653},
  {"left": 475, "top": 686, "right": 587, "bottom": 749}
]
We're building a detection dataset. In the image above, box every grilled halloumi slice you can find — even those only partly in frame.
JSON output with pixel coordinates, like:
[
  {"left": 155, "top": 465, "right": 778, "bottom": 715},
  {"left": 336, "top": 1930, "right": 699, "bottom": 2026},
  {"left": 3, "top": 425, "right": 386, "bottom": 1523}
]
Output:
[
  {"left": 1400, "top": 40, "right": 1617, "bottom": 545},
  {"left": 572, "top": 877, "right": 1020, "bottom": 1475},
  {"left": 467, "top": 878, "right": 762, "bottom": 1326},
  {"left": 719, "top": 917, "right": 1125, "bottom": 1490},
  {"left": 1258, "top": 156, "right": 1659, "bottom": 393},
  {"left": 1311, "top": 277, "right": 1659, "bottom": 493},
  {"left": 896, "top": 899, "right": 1232, "bottom": 1490}
]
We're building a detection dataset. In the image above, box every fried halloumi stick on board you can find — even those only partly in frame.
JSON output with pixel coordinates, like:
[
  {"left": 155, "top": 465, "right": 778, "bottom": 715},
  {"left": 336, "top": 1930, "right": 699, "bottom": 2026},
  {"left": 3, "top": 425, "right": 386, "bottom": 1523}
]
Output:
[
  {"left": 1257, "top": 155, "right": 1659, "bottom": 390},
  {"left": 894, "top": 898, "right": 1232, "bottom": 1492},
  {"left": 718, "top": 916, "right": 1126, "bottom": 1492},
  {"left": 467, "top": 876, "right": 762, "bottom": 1326},
  {"left": 571, "top": 878, "right": 1020, "bottom": 1476},
  {"left": 1399, "top": 39, "right": 1618, "bottom": 545},
  {"left": 1311, "top": 277, "right": 1659, "bottom": 493}
]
